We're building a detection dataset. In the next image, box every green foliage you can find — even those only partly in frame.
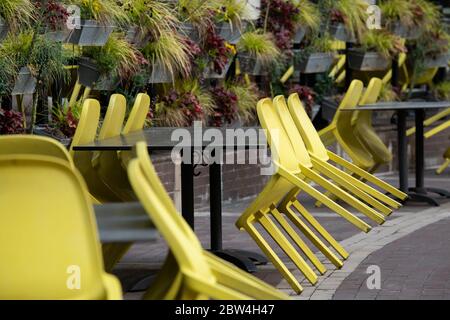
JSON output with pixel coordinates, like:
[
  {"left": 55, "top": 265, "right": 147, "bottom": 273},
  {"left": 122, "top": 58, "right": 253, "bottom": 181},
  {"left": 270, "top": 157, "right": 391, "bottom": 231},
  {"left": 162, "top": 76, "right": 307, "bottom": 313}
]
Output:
[
  {"left": 0, "top": 0, "right": 34, "bottom": 30},
  {"left": 142, "top": 30, "right": 192, "bottom": 79},
  {"left": 359, "top": 30, "right": 406, "bottom": 58},
  {"left": 0, "top": 52, "right": 17, "bottom": 96},
  {"left": 237, "top": 30, "right": 281, "bottom": 66},
  {"left": 432, "top": 81, "right": 450, "bottom": 100},
  {"left": 226, "top": 80, "right": 259, "bottom": 124},
  {"left": 83, "top": 32, "right": 142, "bottom": 79},
  {"left": 379, "top": 0, "right": 415, "bottom": 27},
  {"left": 294, "top": 0, "right": 321, "bottom": 31},
  {"left": 214, "top": 0, "right": 251, "bottom": 25},
  {"left": 73, "top": 0, "right": 129, "bottom": 24}
]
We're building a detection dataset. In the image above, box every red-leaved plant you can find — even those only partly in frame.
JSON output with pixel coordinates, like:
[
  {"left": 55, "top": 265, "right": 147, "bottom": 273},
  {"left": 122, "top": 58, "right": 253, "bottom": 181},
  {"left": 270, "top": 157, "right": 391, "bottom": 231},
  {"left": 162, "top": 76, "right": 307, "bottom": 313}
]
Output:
[{"left": 0, "top": 108, "right": 25, "bottom": 134}]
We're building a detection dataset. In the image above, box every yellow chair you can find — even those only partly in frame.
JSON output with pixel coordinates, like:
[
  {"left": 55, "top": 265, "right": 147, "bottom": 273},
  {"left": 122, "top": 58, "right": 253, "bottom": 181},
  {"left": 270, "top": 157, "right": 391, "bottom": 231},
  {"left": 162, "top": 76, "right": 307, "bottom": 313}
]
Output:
[
  {"left": 0, "top": 134, "right": 74, "bottom": 168},
  {"left": 236, "top": 98, "right": 375, "bottom": 294},
  {"left": 405, "top": 107, "right": 450, "bottom": 174},
  {"left": 273, "top": 95, "right": 391, "bottom": 219},
  {"left": 287, "top": 93, "right": 408, "bottom": 202},
  {"left": 96, "top": 93, "right": 151, "bottom": 202},
  {"left": 353, "top": 78, "right": 393, "bottom": 172},
  {"left": 437, "top": 147, "right": 450, "bottom": 174},
  {"left": 128, "top": 142, "right": 289, "bottom": 300},
  {"left": 0, "top": 154, "right": 122, "bottom": 299},
  {"left": 69, "top": 99, "right": 123, "bottom": 204}
]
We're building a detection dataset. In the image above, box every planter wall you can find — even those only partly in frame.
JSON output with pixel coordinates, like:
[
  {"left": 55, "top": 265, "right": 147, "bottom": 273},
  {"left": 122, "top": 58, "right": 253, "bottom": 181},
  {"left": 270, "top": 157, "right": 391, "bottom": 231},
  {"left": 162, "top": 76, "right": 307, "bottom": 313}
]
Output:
[
  {"left": 238, "top": 53, "right": 267, "bottom": 76},
  {"left": 215, "top": 21, "right": 247, "bottom": 44},
  {"left": 321, "top": 97, "right": 339, "bottom": 122},
  {"left": 45, "top": 28, "right": 73, "bottom": 42},
  {"left": 77, "top": 57, "right": 101, "bottom": 87},
  {"left": 295, "top": 51, "right": 335, "bottom": 74},
  {"left": 204, "top": 58, "right": 234, "bottom": 79},
  {"left": 423, "top": 52, "right": 450, "bottom": 69},
  {"left": 149, "top": 62, "right": 174, "bottom": 83},
  {"left": 347, "top": 49, "right": 391, "bottom": 71},
  {"left": 178, "top": 22, "right": 200, "bottom": 43},
  {"left": 329, "top": 23, "right": 356, "bottom": 43},
  {"left": 293, "top": 26, "right": 307, "bottom": 45},
  {"left": 12, "top": 67, "right": 37, "bottom": 95},
  {"left": 389, "top": 22, "right": 420, "bottom": 40},
  {"left": 0, "top": 19, "right": 9, "bottom": 42},
  {"left": 68, "top": 20, "right": 114, "bottom": 46},
  {"left": 125, "top": 26, "right": 151, "bottom": 48},
  {"left": 94, "top": 75, "right": 119, "bottom": 91}
]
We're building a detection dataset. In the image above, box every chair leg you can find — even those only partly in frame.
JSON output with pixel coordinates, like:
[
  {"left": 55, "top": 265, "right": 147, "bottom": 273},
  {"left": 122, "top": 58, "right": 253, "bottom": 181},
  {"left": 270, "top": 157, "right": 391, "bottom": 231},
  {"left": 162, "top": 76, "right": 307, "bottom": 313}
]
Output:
[
  {"left": 239, "top": 220, "right": 303, "bottom": 294},
  {"left": 301, "top": 166, "right": 385, "bottom": 224},
  {"left": 269, "top": 207, "right": 327, "bottom": 274},
  {"left": 327, "top": 151, "right": 407, "bottom": 200},
  {"left": 436, "top": 158, "right": 450, "bottom": 175},
  {"left": 204, "top": 252, "right": 289, "bottom": 300},
  {"left": 257, "top": 213, "right": 318, "bottom": 285},
  {"left": 311, "top": 158, "right": 398, "bottom": 213},
  {"left": 277, "top": 202, "right": 344, "bottom": 267}
]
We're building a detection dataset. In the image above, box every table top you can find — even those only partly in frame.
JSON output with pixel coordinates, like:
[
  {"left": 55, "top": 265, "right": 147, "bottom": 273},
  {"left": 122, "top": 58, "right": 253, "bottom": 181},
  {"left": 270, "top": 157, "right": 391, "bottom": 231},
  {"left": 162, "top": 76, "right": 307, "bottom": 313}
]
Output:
[
  {"left": 94, "top": 202, "right": 158, "bottom": 243},
  {"left": 341, "top": 101, "right": 450, "bottom": 112},
  {"left": 73, "top": 126, "right": 265, "bottom": 151}
]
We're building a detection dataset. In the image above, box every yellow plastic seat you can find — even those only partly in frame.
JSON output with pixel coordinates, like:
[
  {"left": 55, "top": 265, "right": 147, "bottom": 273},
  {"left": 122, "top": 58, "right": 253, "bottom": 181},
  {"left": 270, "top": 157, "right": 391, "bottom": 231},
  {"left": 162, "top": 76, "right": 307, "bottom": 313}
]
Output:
[
  {"left": 69, "top": 99, "right": 123, "bottom": 204},
  {"left": 96, "top": 93, "right": 151, "bottom": 202},
  {"left": 287, "top": 93, "right": 408, "bottom": 202},
  {"left": 273, "top": 95, "right": 391, "bottom": 219},
  {"left": 0, "top": 134, "right": 74, "bottom": 168},
  {"left": 0, "top": 154, "right": 122, "bottom": 299},
  {"left": 128, "top": 142, "right": 289, "bottom": 300},
  {"left": 354, "top": 78, "right": 393, "bottom": 168},
  {"left": 236, "top": 98, "right": 377, "bottom": 294}
]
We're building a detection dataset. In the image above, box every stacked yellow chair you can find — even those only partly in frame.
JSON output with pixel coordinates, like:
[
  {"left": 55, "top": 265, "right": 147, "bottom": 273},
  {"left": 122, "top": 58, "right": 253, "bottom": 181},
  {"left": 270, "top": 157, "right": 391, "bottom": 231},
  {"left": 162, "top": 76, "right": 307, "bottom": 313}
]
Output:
[
  {"left": 406, "top": 108, "right": 450, "bottom": 175},
  {"left": 128, "top": 141, "right": 289, "bottom": 300},
  {"left": 0, "top": 136, "right": 122, "bottom": 299}
]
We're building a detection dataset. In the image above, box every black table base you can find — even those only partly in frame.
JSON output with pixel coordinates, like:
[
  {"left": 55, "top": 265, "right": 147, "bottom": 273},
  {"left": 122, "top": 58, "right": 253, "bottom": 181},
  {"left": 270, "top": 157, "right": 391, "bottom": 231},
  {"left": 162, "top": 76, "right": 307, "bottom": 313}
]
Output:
[
  {"left": 208, "top": 163, "right": 268, "bottom": 272},
  {"left": 397, "top": 108, "right": 450, "bottom": 207}
]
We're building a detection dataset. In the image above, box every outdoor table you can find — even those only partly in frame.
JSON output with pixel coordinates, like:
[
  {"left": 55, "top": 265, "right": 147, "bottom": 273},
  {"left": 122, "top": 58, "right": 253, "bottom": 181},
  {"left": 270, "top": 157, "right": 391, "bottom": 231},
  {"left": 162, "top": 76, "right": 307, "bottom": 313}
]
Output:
[
  {"left": 342, "top": 101, "right": 450, "bottom": 206},
  {"left": 74, "top": 127, "right": 268, "bottom": 272},
  {"left": 94, "top": 202, "right": 158, "bottom": 243}
]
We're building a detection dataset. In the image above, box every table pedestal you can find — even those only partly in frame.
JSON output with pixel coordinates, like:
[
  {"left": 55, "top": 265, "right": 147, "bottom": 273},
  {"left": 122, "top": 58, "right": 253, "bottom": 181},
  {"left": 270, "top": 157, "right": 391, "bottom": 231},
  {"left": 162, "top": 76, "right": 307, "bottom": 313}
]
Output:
[{"left": 396, "top": 109, "right": 450, "bottom": 206}]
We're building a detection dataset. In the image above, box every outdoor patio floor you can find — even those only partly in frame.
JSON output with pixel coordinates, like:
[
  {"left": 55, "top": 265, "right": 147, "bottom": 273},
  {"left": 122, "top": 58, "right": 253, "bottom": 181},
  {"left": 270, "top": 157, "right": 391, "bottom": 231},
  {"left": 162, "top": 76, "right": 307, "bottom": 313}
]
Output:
[{"left": 115, "top": 170, "right": 450, "bottom": 300}]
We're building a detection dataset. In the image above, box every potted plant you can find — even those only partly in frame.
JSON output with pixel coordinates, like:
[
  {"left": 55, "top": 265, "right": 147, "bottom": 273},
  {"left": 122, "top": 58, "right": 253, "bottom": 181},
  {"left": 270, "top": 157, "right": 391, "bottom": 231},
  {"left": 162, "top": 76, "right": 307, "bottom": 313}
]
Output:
[
  {"left": 152, "top": 79, "right": 214, "bottom": 127},
  {"left": 214, "top": 0, "right": 251, "bottom": 44},
  {"left": 176, "top": 0, "right": 217, "bottom": 42},
  {"left": 380, "top": 0, "right": 440, "bottom": 40},
  {"left": 294, "top": 35, "right": 336, "bottom": 74},
  {"left": 0, "top": 0, "right": 34, "bottom": 41},
  {"left": 123, "top": 0, "right": 179, "bottom": 49},
  {"left": 323, "top": 0, "right": 369, "bottom": 43},
  {"left": 68, "top": 0, "right": 129, "bottom": 46},
  {"left": 0, "top": 108, "right": 24, "bottom": 134},
  {"left": 292, "top": 0, "right": 321, "bottom": 45},
  {"left": 237, "top": 30, "right": 281, "bottom": 75},
  {"left": 81, "top": 33, "right": 143, "bottom": 89},
  {"left": 226, "top": 79, "right": 259, "bottom": 124},
  {"left": 347, "top": 30, "right": 406, "bottom": 71},
  {"left": 141, "top": 30, "right": 192, "bottom": 84},
  {"left": 209, "top": 84, "right": 239, "bottom": 127},
  {"left": 33, "top": 0, "right": 71, "bottom": 42},
  {"left": 202, "top": 25, "right": 235, "bottom": 79}
]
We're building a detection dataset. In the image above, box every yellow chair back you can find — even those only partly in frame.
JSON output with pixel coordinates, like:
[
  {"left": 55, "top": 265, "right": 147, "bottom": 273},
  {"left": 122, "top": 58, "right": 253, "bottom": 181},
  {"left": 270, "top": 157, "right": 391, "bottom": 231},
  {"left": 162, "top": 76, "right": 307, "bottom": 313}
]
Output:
[
  {"left": 98, "top": 94, "right": 126, "bottom": 140},
  {"left": 0, "top": 154, "right": 121, "bottom": 299},
  {"left": 69, "top": 99, "right": 101, "bottom": 157},
  {"left": 123, "top": 93, "right": 150, "bottom": 134}
]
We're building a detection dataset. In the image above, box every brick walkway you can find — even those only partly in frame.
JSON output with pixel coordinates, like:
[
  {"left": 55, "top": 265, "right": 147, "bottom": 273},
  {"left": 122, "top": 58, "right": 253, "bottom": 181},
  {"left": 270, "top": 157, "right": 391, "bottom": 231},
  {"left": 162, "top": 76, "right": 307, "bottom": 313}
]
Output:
[{"left": 117, "top": 171, "right": 450, "bottom": 300}]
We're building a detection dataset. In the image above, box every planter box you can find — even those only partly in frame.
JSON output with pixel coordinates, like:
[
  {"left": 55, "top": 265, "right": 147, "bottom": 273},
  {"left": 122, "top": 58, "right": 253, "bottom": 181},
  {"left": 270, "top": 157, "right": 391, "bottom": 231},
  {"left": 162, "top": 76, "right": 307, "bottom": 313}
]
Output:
[
  {"left": 0, "top": 18, "right": 9, "bottom": 42},
  {"left": 125, "top": 26, "right": 151, "bottom": 48},
  {"left": 148, "top": 62, "right": 173, "bottom": 83},
  {"left": 389, "top": 22, "right": 420, "bottom": 40},
  {"left": 45, "top": 28, "right": 73, "bottom": 42},
  {"left": 178, "top": 22, "right": 200, "bottom": 43},
  {"left": 295, "top": 51, "right": 335, "bottom": 74},
  {"left": 77, "top": 57, "right": 101, "bottom": 87},
  {"left": 94, "top": 75, "right": 119, "bottom": 91},
  {"left": 423, "top": 52, "right": 450, "bottom": 69},
  {"left": 204, "top": 57, "right": 234, "bottom": 79},
  {"left": 215, "top": 21, "right": 247, "bottom": 44},
  {"left": 329, "top": 23, "right": 356, "bottom": 43},
  {"left": 12, "top": 67, "right": 37, "bottom": 95},
  {"left": 238, "top": 53, "right": 267, "bottom": 76},
  {"left": 68, "top": 20, "right": 114, "bottom": 46},
  {"left": 347, "top": 49, "right": 391, "bottom": 71},
  {"left": 321, "top": 97, "right": 339, "bottom": 122},
  {"left": 293, "top": 26, "right": 307, "bottom": 44}
]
